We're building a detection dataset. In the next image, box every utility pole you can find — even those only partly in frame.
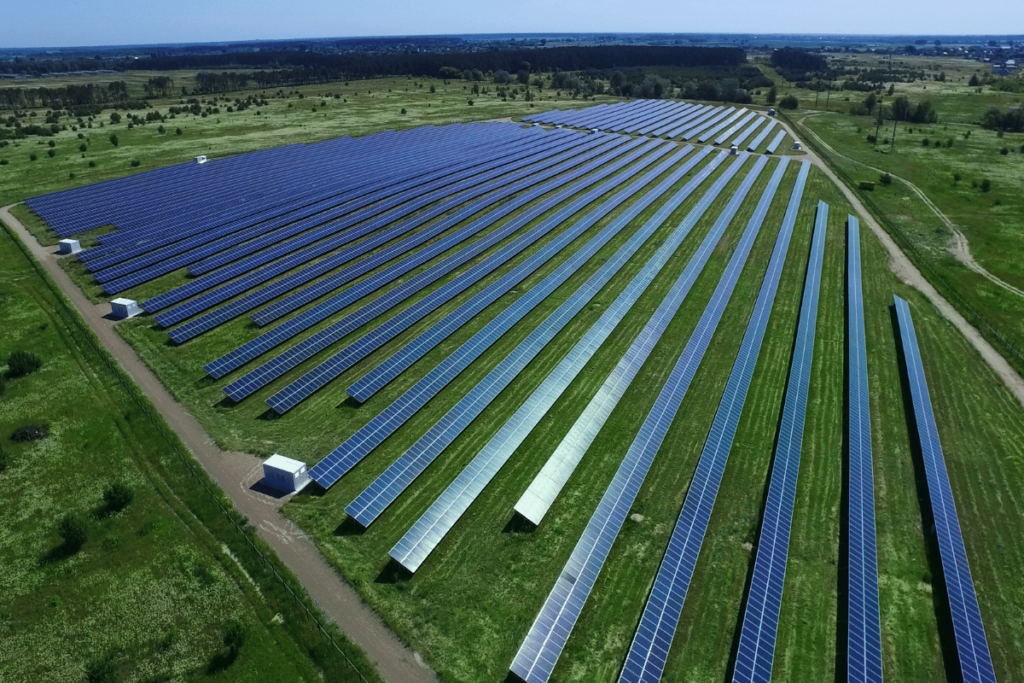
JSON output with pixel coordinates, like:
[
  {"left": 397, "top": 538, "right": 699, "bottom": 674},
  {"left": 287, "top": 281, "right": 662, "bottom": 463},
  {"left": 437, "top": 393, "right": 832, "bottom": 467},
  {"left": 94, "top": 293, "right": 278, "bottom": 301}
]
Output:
[
  {"left": 891, "top": 110, "right": 899, "bottom": 150},
  {"left": 825, "top": 82, "right": 831, "bottom": 111},
  {"left": 874, "top": 96, "right": 884, "bottom": 150}
]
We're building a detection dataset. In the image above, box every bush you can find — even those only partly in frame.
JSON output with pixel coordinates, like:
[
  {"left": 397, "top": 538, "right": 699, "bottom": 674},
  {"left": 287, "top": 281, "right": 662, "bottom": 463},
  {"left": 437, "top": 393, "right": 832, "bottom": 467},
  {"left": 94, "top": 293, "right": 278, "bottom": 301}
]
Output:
[
  {"left": 953, "top": 172, "right": 962, "bottom": 183},
  {"left": 85, "top": 652, "right": 117, "bottom": 683},
  {"left": 859, "top": 181, "right": 875, "bottom": 191},
  {"left": 1000, "top": 146, "right": 1009, "bottom": 155},
  {"left": 130, "top": 159, "right": 140, "bottom": 167},
  {"left": 79, "top": 143, "right": 87, "bottom": 152},
  {"left": 0, "top": 159, "right": 7, "bottom": 165},
  {"left": 11, "top": 424, "right": 48, "bottom": 442},
  {"left": 981, "top": 178, "right": 992, "bottom": 192},
  {"left": 175, "top": 128, "right": 183, "bottom": 135},
  {"left": 779, "top": 94, "right": 799, "bottom": 110},
  {"left": 400, "top": 108, "right": 407, "bottom": 115},
  {"left": 47, "top": 149, "right": 55, "bottom": 158},
  {"left": 29, "top": 153, "right": 37, "bottom": 162},
  {"left": 224, "top": 619, "right": 247, "bottom": 654},
  {"left": 89, "top": 160, "right": 96, "bottom": 168},
  {"left": 922, "top": 138, "right": 929, "bottom": 147},
  {"left": 109, "top": 134, "right": 118, "bottom": 147},
  {"left": 57, "top": 512, "right": 88, "bottom": 552},
  {"left": 879, "top": 173, "right": 893, "bottom": 186},
  {"left": 103, "top": 480, "right": 134, "bottom": 513},
  {"left": 7, "top": 350, "right": 42, "bottom": 378}
]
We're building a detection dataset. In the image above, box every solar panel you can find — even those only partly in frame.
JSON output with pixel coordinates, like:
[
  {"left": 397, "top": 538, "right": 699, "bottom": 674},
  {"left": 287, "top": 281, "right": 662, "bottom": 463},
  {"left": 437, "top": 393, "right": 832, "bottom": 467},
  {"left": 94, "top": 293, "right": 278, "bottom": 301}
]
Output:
[
  {"left": 893, "top": 296, "right": 997, "bottom": 683},
  {"left": 846, "top": 216, "right": 884, "bottom": 683},
  {"left": 383, "top": 154, "right": 766, "bottom": 573},
  {"left": 697, "top": 108, "right": 747, "bottom": 143},
  {"left": 344, "top": 145, "right": 713, "bottom": 405},
  {"left": 765, "top": 130, "right": 787, "bottom": 154},
  {"left": 308, "top": 147, "right": 721, "bottom": 490},
  {"left": 746, "top": 119, "right": 779, "bottom": 153},
  {"left": 261, "top": 142, "right": 669, "bottom": 412},
  {"left": 509, "top": 167, "right": 798, "bottom": 683},
  {"left": 733, "top": 117, "right": 766, "bottom": 148},
  {"left": 714, "top": 111, "right": 758, "bottom": 146},
  {"left": 615, "top": 159, "right": 807, "bottom": 683},
  {"left": 731, "top": 199, "right": 829, "bottom": 683}
]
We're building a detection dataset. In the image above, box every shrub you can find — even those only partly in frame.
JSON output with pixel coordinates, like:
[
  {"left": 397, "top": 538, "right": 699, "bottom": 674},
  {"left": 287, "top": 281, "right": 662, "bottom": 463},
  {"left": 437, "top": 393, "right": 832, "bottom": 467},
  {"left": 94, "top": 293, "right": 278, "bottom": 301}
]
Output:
[
  {"left": 85, "top": 652, "right": 117, "bottom": 683},
  {"left": 866, "top": 134, "right": 877, "bottom": 144},
  {"left": 130, "top": 159, "right": 140, "bottom": 167},
  {"left": 29, "top": 153, "right": 37, "bottom": 161},
  {"left": 7, "top": 350, "right": 42, "bottom": 377},
  {"left": 859, "top": 181, "right": 875, "bottom": 191},
  {"left": 981, "top": 178, "right": 992, "bottom": 192},
  {"left": 175, "top": 128, "right": 183, "bottom": 135},
  {"left": 0, "top": 159, "right": 7, "bottom": 166},
  {"left": 11, "top": 424, "right": 48, "bottom": 442},
  {"left": 400, "top": 108, "right": 407, "bottom": 115},
  {"left": 779, "top": 94, "right": 799, "bottom": 110},
  {"left": 57, "top": 512, "right": 88, "bottom": 552},
  {"left": 224, "top": 619, "right": 247, "bottom": 654},
  {"left": 1000, "top": 146, "right": 1009, "bottom": 155},
  {"left": 103, "top": 480, "right": 134, "bottom": 513},
  {"left": 48, "top": 140, "right": 56, "bottom": 148},
  {"left": 953, "top": 172, "right": 962, "bottom": 183},
  {"left": 89, "top": 160, "right": 96, "bottom": 168},
  {"left": 47, "top": 149, "right": 55, "bottom": 158},
  {"left": 921, "top": 138, "right": 929, "bottom": 147},
  {"left": 0, "top": 449, "right": 6, "bottom": 474},
  {"left": 109, "top": 134, "right": 118, "bottom": 146},
  {"left": 879, "top": 173, "right": 893, "bottom": 186},
  {"left": 79, "top": 143, "right": 87, "bottom": 152},
  {"left": 69, "top": 172, "right": 75, "bottom": 179},
  {"left": 0, "top": 374, "right": 5, "bottom": 396}
]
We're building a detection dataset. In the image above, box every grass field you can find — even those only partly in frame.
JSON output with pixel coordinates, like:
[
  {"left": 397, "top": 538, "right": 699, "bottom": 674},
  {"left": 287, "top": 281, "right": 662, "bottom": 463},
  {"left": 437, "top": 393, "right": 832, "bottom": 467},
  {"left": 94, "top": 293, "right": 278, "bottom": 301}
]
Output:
[
  {"left": 7, "top": 63, "right": 1024, "bottom": 682},
  {"left": 0, "top": 220, "right": 377, "bottom": 681}
]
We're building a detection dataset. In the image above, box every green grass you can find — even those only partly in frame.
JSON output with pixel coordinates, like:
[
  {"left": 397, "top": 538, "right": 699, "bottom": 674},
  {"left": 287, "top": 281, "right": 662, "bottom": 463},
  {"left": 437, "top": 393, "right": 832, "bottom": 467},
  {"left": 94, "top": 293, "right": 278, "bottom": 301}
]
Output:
[
  {"left": 0, "top": 221, "right": 377, "bottom": 681},
  {"left": 9, "top": 75, "right": 1024, "bottom": 682}
]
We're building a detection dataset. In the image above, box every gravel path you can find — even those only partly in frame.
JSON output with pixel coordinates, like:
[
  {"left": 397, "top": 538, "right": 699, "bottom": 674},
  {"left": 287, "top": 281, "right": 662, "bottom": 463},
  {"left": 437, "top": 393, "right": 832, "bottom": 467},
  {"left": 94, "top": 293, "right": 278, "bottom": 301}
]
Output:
[
  {"left": 776, "top": 118, "right": 1024, "bottom": 409},
  {"left": 0, "top": 204, "right": 438, "bottom": 683}
]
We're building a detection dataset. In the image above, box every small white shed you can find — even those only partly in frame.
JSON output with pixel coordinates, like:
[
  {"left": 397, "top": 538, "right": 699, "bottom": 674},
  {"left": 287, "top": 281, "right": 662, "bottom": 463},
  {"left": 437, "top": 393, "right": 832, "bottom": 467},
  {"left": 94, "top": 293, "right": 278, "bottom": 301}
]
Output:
[
  {"left": 194, "top": 155, "right": 208, "bottom": 164},
  {"left": 58, "top": 239, "right": 82, "bottom": 254},
  {"left": 262, "top": 454, "right": 310, "bottom": 493},
  {"left": 110, "top": 298, "right": 141, "bottom": 319},
  {"left": 730, "top": 144, "right": 739, "bottom": 155},
  {"left": 792, "top": 141, "right": 802, "bottom": 151}
]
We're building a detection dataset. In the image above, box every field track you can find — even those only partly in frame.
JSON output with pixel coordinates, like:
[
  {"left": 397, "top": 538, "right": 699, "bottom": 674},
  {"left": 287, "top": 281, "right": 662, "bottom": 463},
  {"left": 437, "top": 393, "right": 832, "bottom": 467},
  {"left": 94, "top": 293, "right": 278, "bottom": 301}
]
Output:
[{"left": 0, "top": 203, "right": 439, "bottom": 683}]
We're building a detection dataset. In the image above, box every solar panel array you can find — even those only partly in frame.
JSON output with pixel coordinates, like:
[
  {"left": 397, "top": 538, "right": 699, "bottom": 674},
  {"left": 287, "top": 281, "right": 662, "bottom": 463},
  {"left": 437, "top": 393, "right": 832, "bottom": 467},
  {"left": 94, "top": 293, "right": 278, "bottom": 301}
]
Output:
[
  {"left": 731, "top": 200, "right": 829, "bottom": 683},
  {"left": 893, "top": 296, "right": 997, "bottom": 683},
  {"left": 846, "top": 216, "right": 884, "bottom": 683},
  {"left": 309, "top": 147, "right": 720, "bottom": 490},
  {"left": 616, "top": 159, "right": 808, "bottom": 683},
  {"left": 509, "top": 165, "right": 797, "bottom": 683},
  {"left": 382, "top": 155, "right": 766, "bottom": 573},
  {"left": 525, "top": 99, "right": 779, "bottom": 149}
]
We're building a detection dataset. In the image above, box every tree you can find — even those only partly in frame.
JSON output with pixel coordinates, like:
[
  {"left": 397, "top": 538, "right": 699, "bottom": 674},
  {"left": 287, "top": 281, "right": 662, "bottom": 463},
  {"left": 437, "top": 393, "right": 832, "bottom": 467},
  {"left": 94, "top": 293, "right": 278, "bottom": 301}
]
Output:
[
  {"left": 7, "top": 350, "right": 42, "bottom": 378},
  {"left": 879, "top": 172, "right": 893, "bottom": 186},
  {"left": 109, "top": 134, "right": 118, "bottom": 147},
  {"left": 969, "top": 73, "right": 981, "bottom": 87},
  {"left": 85, "top": 652, "right": 118, "bottom": 683},
  {"left": 779, "top": 94, "right": 799, "bottom": 110},
  {"left": 57, "top": 512, "right": 88, "bottom": 552},
  {"left": 887, "top": 83, "right": 895, "bottom": 96},
  {"left": 109, "top": 112, "right": 121, "bottom": 124},
  {"left": 102, "top": 480, "right": 134, "bottom": 513},
  {"left": 516, "top": 69, "right": 530, "bottom": 85},
  {"left": 493, "top": 70, "right": 510, "bottom": 84},
  {"left": 766, "top": 86, "right": 777, "bottom": 105},
  {"left": 864, "top": 92, "right": 877, "bottom": 114}
]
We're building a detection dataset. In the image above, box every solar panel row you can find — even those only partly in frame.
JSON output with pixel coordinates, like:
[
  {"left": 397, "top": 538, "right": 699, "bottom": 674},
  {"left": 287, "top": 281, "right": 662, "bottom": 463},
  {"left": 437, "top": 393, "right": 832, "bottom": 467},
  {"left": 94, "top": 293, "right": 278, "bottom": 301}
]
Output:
[
  {"left": 746, "top": 119, "right": 780, "bottom": 153},
  {"left": 100, "top": 130, "right": 593, "bottom": 292},
  {"left": 846, "top": 216, "right": 884, "bottom": 683},
  {"left": 383, "top": 154, "right": 766, "bottom": 574},
  {"left": 515, "top": 158, "right": 792, "bottom": 528},
  {"left": 321, "top": 145, "right": 685, "bottom": 411},
  {"left": 733, "top": 116, "right": 767, "bottom": 148},
  {"left": 731, "top": 200, "right": 830, "bottom": 683},
  {"left": 765, "top": 130, "right": 788, "bottom": 155},
  {"left": 220, "top": 139, "right": 661, "bottom": 402},
  {"left": 259, "top": 143, "right": 675, "bottom": 413},
  {"left": 308, "top": 147, "right": 719, "bottom": 490},
  {"left": 509, "top": 167, "right": 793, "bottom": 683},
  {"left": 203, "top": 136, "right": 645, "bottom": 380},
  {"left": 165, "top": 134, "right": 633, "bottom": 339},
  {"left": 893, "top": 297, "right": 997, "bottom": 683},
  {"left": 615, "top": 159, "right": 807, "bottom": 683}
]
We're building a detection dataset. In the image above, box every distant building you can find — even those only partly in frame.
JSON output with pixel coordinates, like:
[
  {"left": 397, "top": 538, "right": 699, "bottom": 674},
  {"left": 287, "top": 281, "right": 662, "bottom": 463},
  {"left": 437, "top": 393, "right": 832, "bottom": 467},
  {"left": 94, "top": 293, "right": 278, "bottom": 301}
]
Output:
[{"left": 992, "top": 59, "right": 1017, "bottom": 77}]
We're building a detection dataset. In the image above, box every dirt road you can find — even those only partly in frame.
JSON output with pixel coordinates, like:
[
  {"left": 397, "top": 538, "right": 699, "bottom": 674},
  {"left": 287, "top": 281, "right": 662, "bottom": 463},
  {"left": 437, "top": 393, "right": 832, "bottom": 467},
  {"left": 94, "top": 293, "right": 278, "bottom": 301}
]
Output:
[
  {"left": 0, "top": 205, "right": 438, "bottom": 683},
  {"left": 775, "top": 118, "right": 1024, "bottom": 409}
]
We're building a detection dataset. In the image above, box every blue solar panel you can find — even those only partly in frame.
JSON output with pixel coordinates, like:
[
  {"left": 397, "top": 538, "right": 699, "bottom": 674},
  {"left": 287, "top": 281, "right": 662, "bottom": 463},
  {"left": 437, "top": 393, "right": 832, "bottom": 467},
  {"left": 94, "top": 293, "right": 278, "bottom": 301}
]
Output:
[
  {"left": 260, "top": 142, "right": 669, "bottom": 412},
  {"left": 714, "top": 111, "right": 758, "bottom": 146},
  {"left": 893, "top": 296, "right": 997, "bottom": 683},
  {"left": 733, "top": 117, "right": 766, "bottom": 147},
  {"left": 731, "top": 199, "right": 829, "bottom": 683},
  {"left": 382, "top": 154, "right": 766, "bottom": 573},
  {"left": 697, "top": 108, "right": 746, "bottom": 143},
  {"left": 509, "top": 163, "right": 790, "bottom": 683},
  {"left": 204, "top": 137, "right": 646, "bottom": 384},
  {"left": 846, "top": 216, "right": 884, "bottom": 683},
  {"left": 615, "top": 159, "right": 806, "bottom": 683},
  {"left": 166, "top": 134, "right": 632, "bottom": 340},
  {"left": 765, "top": 130, "right": 788, "bottom": 154},
  {"left": 746, "top": 119, "right": 779, "bottom": 153},
  {"left": 308, "top": 147, "right": 722, "bottom": 490},
  {"left": 344, "top": 145, "right": 715, "bottom": 405},
  {"left": 219, "top": 139, "right": 658, "bottom": 402}
]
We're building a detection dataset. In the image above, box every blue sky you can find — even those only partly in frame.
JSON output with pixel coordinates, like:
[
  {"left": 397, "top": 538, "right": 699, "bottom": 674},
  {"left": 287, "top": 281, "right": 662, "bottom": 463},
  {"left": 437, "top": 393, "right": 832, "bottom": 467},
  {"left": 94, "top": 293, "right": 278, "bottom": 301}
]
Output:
[{"left": 4, "top": 0, "right": 1021, "bottom": 49}]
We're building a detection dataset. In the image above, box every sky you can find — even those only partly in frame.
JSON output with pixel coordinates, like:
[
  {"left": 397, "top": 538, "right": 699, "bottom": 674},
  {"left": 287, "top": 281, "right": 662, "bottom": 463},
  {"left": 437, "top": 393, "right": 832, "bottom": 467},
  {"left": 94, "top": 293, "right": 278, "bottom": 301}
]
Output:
[{"left": 4, "top": 0, "right": 1022, "bottom": 49}]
